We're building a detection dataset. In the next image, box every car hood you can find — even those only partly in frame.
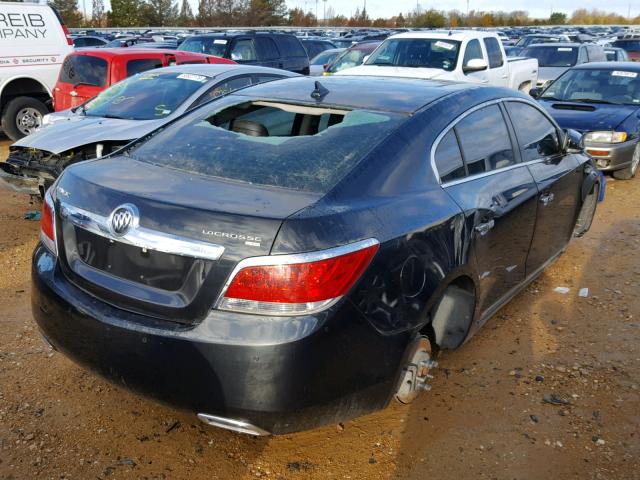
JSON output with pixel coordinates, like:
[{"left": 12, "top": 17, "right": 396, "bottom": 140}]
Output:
[
  {"left": 13, "top": 115, "right": 165, "bottom": 154},
  {"left": 539, "top": 100, "right": 638, "bottom": 132},
  {"left": 335, "top": 65, "right": 459, "bottom": 80},
  {"left": 537, "top": 66, "right": 570, "bottom": 84}
]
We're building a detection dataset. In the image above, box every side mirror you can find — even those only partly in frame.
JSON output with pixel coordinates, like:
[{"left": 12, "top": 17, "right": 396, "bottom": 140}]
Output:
[
  {"left": 562, "top": 129, "right": 583, "bottom": 153},
  {"left": 529, "top": 87, "right": 543, "bottom": 99},
  {"left": 462, "top": 58, "right": 488, "bottom": 73},
  {"left": 362, "top": 54, "right": 370, "bottom": 64}
]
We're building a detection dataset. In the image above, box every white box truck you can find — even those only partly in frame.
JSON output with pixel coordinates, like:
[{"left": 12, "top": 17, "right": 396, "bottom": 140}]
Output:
[{"left": 0, "top": 2, "right": 73, "bottom": 140}]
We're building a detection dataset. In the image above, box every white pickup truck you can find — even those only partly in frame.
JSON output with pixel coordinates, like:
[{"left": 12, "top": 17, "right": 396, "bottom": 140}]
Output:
[{"left": 337, "top": 31, "right": 538, "bottom": 92}]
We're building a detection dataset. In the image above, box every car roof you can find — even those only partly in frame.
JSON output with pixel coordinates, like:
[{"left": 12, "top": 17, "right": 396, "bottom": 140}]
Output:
[
  {"left": 228, "top": 75, "right": 491, "bottom": 114},
  {"left": 573, "top": 61, "right": 640, "bottom": 72},
  {"left": 142, "top": 64, "right": 299, "bottom": 78},
  {"left": 70, "top": 48, "right": 202, "bottom": 57},
  {"left": 188, "top": 32, "right": 295, "bottom": 38},
  {"left": 388, "top": 31, "right": 497, "bottom": 42},
  {"left": 523, "top": 42, "right": 582, "bottom": 48}
]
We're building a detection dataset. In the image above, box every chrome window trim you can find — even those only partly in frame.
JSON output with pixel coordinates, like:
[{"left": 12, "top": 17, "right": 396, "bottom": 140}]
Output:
[
  {"left": 214, "top": 237, "right": 380, "bottom": 314},
  {"left": 58, "top": 201, "right": 225, "bottom": 262},
  {"left": 430, "top": 97, "right": 563, "bottom": 187}
]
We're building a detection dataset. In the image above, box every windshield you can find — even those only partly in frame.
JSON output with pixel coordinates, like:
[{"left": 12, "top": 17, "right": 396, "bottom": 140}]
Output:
[
  {"left": 521, "top": 46, "right": 577, "bottom": 67},
  {"left": 310, "top": 49, "right": 342, "bottom": 65},
  {"left": 541, "top": 68, "right": 640, "bottom": 105},
  {"left": 327, "top": 46, "right": 374, "bottom": 73},
  {"left": 612, "top": 40, "right": 640, "bottom": 52},
  {"left": 365, "top": 38, "right": 460, "bottom": 71},
  {"left": 179, "top": 37, "right": 229, "bottom": 56},
  {"left": 129, "top": 100, "right": 405, "bottom": 193},
  {"left": 82, "top": 71, "right": 210, "bottom": 120},
  {"left": 515, "top": 36, "right": 560, "bottom": 47}
]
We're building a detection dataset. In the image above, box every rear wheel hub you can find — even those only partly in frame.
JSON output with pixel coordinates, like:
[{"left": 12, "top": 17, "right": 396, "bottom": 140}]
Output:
[{"left": 395, "top": 336, "right": 436, "bottom": 404}]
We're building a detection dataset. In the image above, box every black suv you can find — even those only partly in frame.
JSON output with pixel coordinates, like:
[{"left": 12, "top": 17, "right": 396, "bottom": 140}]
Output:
[{"left": 179, "top": 32, "right": 310, "bottom": 75}]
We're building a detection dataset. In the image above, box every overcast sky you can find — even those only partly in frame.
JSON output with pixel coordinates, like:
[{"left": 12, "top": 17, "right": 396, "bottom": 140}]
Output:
[{"left": 286, "top": 0, "right": 638, "bottom": 20}]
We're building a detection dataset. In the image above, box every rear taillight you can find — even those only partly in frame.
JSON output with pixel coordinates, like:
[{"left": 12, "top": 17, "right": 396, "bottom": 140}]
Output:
[
  {"left": 218, "top": 239, "right": 379, "bottom": 316},
  {"left": 40, "top": 191, "right": 57, "bottom": 255},
  {"left": 62, "top": 25, "right": 73, "bottom": 46}
]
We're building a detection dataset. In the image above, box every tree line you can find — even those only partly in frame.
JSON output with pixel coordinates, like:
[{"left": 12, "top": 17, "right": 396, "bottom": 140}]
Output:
[{"left": 42, "top": 0, "right": 640, "bottom": 29}]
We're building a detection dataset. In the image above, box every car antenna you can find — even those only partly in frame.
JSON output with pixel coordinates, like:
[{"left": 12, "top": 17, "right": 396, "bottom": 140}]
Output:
[{"left": 311, "top": 81, "right": 329, "bottom": 101}]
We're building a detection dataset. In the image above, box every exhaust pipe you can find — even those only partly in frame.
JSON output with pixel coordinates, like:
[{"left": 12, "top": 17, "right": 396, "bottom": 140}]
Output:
[{"left": 197, "top": 413, "right": 270, "bottom": 436}]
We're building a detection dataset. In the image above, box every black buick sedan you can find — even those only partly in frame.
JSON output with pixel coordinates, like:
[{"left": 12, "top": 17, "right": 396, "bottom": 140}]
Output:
[{"left": 32, "top": 76, "right": 601, "bottom": 435}]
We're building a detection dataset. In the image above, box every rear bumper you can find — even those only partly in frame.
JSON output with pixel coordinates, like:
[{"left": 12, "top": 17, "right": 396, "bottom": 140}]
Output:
[
  {"left": 584, "top": 139, "right": 637, "bottom": 172},
  {"left": 32, "top": 245, "right": 410, "bottom": 434}
]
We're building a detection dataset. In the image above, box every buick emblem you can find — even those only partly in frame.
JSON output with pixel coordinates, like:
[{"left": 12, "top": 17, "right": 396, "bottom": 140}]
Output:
[{"left": 109, "top": 204, "right": 139, "bottom": 237}]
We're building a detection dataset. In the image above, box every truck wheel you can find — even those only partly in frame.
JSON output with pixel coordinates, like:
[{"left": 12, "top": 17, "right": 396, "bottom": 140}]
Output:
[
  {"left": 1, "top": 96, "right": 48, "bottom": 140},
  {"left": 612, "top": 144, "right": 639, "bottom": 180}
]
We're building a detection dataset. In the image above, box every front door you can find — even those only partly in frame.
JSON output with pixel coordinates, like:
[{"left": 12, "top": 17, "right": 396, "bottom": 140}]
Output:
[
  {"left": 439, "top": 103, "right": 538, "bottom": 313},
  {"left": 503, "top": 101, "right": 583, "bottom": 274}
]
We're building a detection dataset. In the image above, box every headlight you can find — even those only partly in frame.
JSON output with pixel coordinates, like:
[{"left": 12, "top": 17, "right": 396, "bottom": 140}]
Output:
[{"left": 584, "top": 131, "right": 628, "bottom": 144}]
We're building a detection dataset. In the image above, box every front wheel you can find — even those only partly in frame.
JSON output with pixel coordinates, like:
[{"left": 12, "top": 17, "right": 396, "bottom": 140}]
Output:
[
  {"left": 574, "top": 180, "right": 600, "bottom": 237},
  {"left": 612, "top": 144, "right": 639, "bottom": 180},
  {"left": 1, "top": 96, "right": 48, "bottom": 141}
]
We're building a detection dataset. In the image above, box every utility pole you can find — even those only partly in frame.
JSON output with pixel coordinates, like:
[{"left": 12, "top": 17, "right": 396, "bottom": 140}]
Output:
[
  {"left": 323, "top": 0, "right": 327, "bottom": 25},
  {"left": 466, "top": 0, "right": 469, "bottom": 16},
  {"left": 315, "top": 0, "right": 318, "bottom": 25}
]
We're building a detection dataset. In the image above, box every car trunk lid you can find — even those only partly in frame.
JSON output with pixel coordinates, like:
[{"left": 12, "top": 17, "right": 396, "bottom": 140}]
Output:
[{"left": 54, "top": 156, "right": 321, "bottom": 324}]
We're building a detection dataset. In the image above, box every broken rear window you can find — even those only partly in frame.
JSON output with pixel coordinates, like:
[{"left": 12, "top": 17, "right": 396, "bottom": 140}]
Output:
[{"left": 130, "top": 100, "right": 405, "bottom": 193}]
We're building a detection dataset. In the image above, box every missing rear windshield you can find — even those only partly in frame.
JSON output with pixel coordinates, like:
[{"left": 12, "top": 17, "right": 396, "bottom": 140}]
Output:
[{"left": 131, "top": 100, "right": 403, "bottom": 193}]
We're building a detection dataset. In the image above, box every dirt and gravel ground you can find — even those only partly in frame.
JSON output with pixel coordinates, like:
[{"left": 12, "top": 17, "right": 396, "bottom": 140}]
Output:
[{"left": 0, "top": 134, "right": 638, "bottom": 480}]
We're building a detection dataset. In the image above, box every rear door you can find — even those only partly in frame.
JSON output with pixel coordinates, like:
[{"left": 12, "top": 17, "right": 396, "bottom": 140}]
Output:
[
  {"left": 55, "top": 54, "right": 108, "bottom": 110},
  {"left": 504, "top": 100, "right": 582, "bottom": 274},
  {"left": 482, "top": 37, "right": 509, "bottom": 86},
  {"left": 437, "top": 102, "right": 538, "bottom": 313},
  {"left": 254, "top": 36, "right": 281, "bottom": 68}
]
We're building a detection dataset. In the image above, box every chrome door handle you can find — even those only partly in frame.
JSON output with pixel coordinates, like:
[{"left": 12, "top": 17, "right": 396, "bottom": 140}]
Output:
[
  {"left": 475, "top": 219, "right": 495, "bottom": 236},
  {"left": 501, "top": 74, "right": 508, "bottom": 78},
  {"left": 540, "top": 192, "right": 555, "bottom": 206}
]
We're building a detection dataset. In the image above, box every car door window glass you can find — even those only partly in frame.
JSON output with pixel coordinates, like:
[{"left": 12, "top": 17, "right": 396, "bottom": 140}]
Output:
[
  {"left": 455, "top": 105, "right": 515, "bottom": 174},
  {"left": 483, "top": 38, "right": 504, "bottom": 68},
  {"left": 126, "top": 59, "right": 163, "bottom": 77},
  {"left": 463, "top": 39, "right": 483, "bottom": 68},
  {"left": 255, "top": 37, "right": 280, "bottom": 60},
  {"left": 231, "top": 39, "right": 257, "bottom": 61},
  {"left": 190, "top": 76, "right": 253, "bottom": 108},
  {"left": 505, "top": 102, "right": 561, "bottom": 162},
  {"left": 435, "top": 130, "right": 466, "bottom": 183}
]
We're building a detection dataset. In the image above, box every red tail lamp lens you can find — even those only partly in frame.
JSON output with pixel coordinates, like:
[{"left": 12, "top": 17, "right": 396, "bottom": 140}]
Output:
[
  {"left": 40, "top": 193, "right": 57, "bottom": 254},
  {"left": 225, "top": 243, "right": 379, "bottom": 304}
]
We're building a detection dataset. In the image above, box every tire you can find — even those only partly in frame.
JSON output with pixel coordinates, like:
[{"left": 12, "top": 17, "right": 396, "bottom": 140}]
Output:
[
  {"left": 1, "top": 96, "right": 48, "bottom": 141},
  {"left": 612, "top": 144, "right": 639, "bottom": 180},
  {"left": 574, "top": 181, "right": 599, "bottom": 237}
]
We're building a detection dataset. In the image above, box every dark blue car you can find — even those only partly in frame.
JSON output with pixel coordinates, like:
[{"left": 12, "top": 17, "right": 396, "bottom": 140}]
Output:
[
  {"left": 32, "top": 76, "right": 601, "bottom": 435},
  {"left": 534, "top": 62, "right": 640, "bottom": 179}
]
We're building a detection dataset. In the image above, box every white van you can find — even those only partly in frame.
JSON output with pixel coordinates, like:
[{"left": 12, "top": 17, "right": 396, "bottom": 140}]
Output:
[{"left": 0, "top": 2, "right": 73, "bottom": 140}]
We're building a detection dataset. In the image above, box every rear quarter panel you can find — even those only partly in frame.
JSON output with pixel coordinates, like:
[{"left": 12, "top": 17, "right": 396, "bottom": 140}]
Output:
[{"left": 273, "top": 92, "right": 495, "bottom": 335}]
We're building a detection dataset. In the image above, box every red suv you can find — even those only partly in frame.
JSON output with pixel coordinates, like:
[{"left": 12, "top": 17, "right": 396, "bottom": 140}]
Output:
[{"left": 53, "top": 49, "right": 235, "bottom": 111}]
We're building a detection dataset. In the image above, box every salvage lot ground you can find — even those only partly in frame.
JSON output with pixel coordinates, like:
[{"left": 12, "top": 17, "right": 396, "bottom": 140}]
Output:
[{"left": 0, "top": 134, "right": 638, "bottom": 480}]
